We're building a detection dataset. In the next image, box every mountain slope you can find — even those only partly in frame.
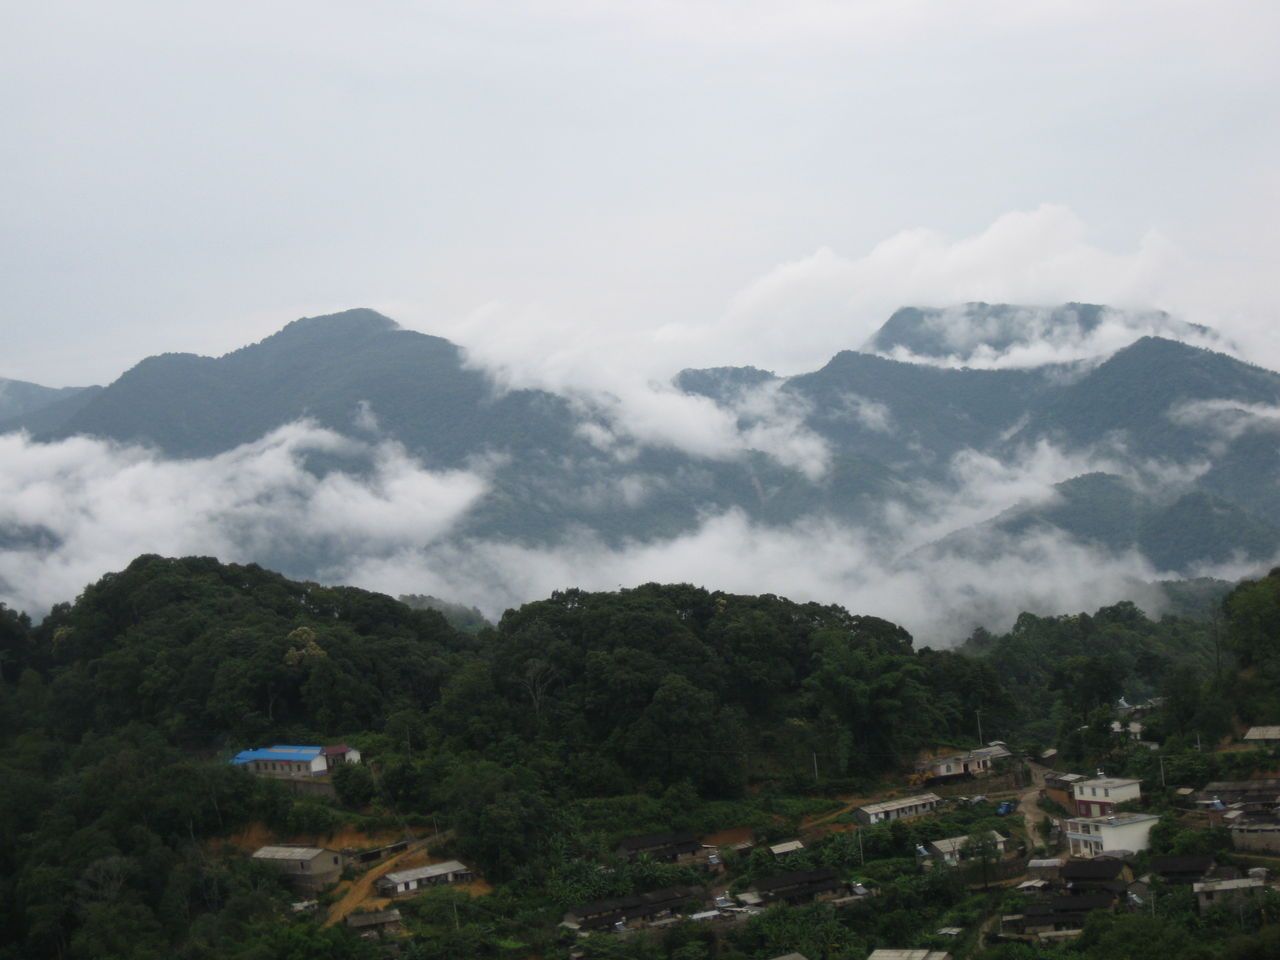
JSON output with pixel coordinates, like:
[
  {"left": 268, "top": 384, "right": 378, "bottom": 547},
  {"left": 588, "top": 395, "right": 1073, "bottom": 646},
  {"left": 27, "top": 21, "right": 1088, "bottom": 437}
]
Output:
[{"left": 0, "top": 376, "right": 95, "bottom": 423}]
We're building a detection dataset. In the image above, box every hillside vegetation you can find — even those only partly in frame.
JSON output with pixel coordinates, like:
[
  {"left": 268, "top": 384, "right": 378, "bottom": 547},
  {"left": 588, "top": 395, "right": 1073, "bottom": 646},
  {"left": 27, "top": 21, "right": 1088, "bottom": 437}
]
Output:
[{"left": 2, "top": 557, "right": 1280, "bottom": 959}]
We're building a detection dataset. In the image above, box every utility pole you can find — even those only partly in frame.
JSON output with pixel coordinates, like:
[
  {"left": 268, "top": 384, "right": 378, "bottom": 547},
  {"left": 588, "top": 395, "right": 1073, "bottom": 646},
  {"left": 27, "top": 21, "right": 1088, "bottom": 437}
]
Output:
[
  {"left": 812, "top": 750, "right": 819, "bottom": 783},
  {"left": 977, "top": 708, "right": 984, "bottom": 745},
  {"left": 1159, "top": 755, "right": 1166, "bottom": 788},
  {"left": 857, "top": 827, "right": 865, "bottom": 865},
  {"left": 1197, "top": 732, "right": 1202, "bottom": 752}
]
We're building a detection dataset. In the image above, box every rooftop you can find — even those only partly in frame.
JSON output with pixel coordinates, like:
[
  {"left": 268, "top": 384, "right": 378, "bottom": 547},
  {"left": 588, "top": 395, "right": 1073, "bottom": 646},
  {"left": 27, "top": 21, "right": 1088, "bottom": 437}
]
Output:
[
  {"left": 1067, "top": 812, "right": 1158, "bottom": 827},
  {"left": 382, "top": 860, "right": 469, "bottom": 885},
  {"left": 232, "top": 745, "right": 322, "bottom": 764},
  {"left": 1194, "top": 877, "right": 1265, "bottom": 893},
  {"left": 930, "top": 831, "right": 1006, "bottom": 854},
  {"left": 1243, "top": 726, "right": 1280, "bottom": 741},
  {"left": 859, "top": 793, "right": 942, "bottom": 816},
  {"left": 346, "top": 909, "right": 402, "bottom": 928},
  {"left": 866, "top": 951, "right": 953, "bottom": 960},
  {"left": 769, "top": 840, "right": 805, "bottom": 856},
  {"left": 253, "top": 845, "right": 328, "bottom": 861},
  {"left": 1075, "top": 776, "right": 1141, "bottom": 790}
]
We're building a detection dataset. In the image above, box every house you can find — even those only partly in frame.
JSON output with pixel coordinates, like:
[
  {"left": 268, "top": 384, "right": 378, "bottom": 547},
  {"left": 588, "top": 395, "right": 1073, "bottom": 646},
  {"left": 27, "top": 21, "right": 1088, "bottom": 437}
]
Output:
[
  {"left": 1230, "top": 818, "right": 1280, "bottom": 854},
  {"left": 323, "top": 743, "right": 362, "bottom": 769},
  {"left": 1064, "top": 813, "right": 1158, "bottom": 858},
  {"left": 1061, "top": 858, "right": 1131, "bottom": 897},
  {"left": 1242, "top": 726, "right": 1280, "bottom": 746},
  {"left": 916, "top": 744, "right": 1011, "bottom": 782},
  {"left": 1043, "top": 772, "right": 1086, "bottom": 813},
  {"left": 232, "top": 745, "right": 328, "bottom": 778},
  {"left": 1015, "top": 893, "right": 1116, "bottom": 936},
  {"left": 1194, "top": 876, "right": 1266, "bottom": 912},
  {"left": 855, "top": 793, "right": 943, "bottom": 825},
  {"left": 769, "top": 840, "right": 805, "bottom": 857},
  {"left": 563, "top": 886, "right": 704, "bottom": 932},
  {"left": 616, "top": 831, "right": 703, "bottom": 864},
  {"left": 866, "top": 951, "right": 953, "bottom": 960},
  {"left": 1149, "top": 856, "right": 1215, "bottom": 886},
  {"left": 345, "top": 909, "right": 404, "bottom": 939},
  {"left": 1197, "top": 780, "right": 1280, "bottom": 814},
  {"left": 252, "top": 845, "right": 345, "bottom": 891},
  {"left": 1071, "top": 776, "right": 1141, "bottom": 818},
  {"left": 926, "top": 831, "right": 1008, "bottom": 866},
  {"left": 376, "top": 860, "right": 473, "bottom": 897},
  {"left": 751, "top": 868, "right": 845, "bottom": 906},
  {"left": 1110, "top": 720, "right": 1144, "bottom": 740},
  {"left": 1028, "top": 858, "right": 1064, "bottom": 881}
]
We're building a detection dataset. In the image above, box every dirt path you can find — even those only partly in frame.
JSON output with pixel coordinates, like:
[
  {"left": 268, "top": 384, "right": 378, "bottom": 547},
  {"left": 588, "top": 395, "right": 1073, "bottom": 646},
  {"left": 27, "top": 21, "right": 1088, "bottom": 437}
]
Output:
[
  {"left": 323, "top": 840, "right": 430, "bottom": 928},
  {"left": 1016, "top": 762, "right": 1058, "bottom": 854},
  {"left": 800, "top": 795, "right": 873, "bottom": 834}
]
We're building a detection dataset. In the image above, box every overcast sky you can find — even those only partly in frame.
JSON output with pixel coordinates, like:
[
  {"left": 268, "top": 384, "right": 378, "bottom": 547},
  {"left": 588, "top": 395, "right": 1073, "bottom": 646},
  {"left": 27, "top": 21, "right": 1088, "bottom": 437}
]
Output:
[{"left": 3, "top": 1, "right": 1278, "bottom": 388}]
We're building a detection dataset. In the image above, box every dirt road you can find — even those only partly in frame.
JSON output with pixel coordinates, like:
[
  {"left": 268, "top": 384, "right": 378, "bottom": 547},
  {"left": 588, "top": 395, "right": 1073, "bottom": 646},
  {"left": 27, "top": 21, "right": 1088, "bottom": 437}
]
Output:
[
  {"left": 323, "top": 841, "right": 428, "bottom": 927},
  {"left": 1015, "top": 761, "right": 1058, "bottom": 854}
]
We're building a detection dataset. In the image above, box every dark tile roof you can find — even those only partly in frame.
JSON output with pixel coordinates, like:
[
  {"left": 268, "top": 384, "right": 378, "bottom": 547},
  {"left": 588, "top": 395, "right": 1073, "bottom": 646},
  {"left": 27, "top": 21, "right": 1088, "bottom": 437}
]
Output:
[
  {"left": 1062, "top": 859, "right": 1125, "bottom": 881},
  {"left": 752, "top": 868, "right": 843, "bottom": 900},
  {"left": 570, "top": 885, "right": 703, "bottom": 925},
  {"left": 1150, "top": 855, "right": 1213, "bottom": 876},
  {"left": 616, "top": 831, "right": 700, "bottom": 852}
]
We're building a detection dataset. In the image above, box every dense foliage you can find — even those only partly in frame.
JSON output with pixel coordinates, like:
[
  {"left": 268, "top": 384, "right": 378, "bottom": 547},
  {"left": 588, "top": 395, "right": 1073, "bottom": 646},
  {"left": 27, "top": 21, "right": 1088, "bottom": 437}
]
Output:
[{"left": 4, "top": 556, "right": 1280, "bottom": 959}]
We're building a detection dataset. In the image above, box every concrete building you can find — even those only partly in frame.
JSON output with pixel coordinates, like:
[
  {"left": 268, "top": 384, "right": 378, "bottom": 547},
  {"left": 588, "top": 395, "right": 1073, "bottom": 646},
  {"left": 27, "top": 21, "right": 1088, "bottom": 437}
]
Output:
[
  {"left": 926, "top": 831, "right": 1008, "bottom": 866},
  {"left": 1194, "top": 876, "right": 1266, "bottom": 912},
  {"left": 1064, "top": 812, "right": 1158, "bottom": 858},
  {"left": 916, "top": 743, "right": 1011, "bottom": 781},
  {"left": 231, "top": 743, "right": 361, "bottom": 779},
  {"left": 855, "top": 793, "right": 942, "bottom": 825},
  {"left": 867, "top": 952, "right": 953, "bottom": 960},
  {"left": 1230, "top": 819, "right": 1280, "bottom": 854},
  {"left": 252, "top": 845, "right": 345, "bottom": 891},
  {"left": 1072, "top": 777, "right": 1141, "bottom": 818}
]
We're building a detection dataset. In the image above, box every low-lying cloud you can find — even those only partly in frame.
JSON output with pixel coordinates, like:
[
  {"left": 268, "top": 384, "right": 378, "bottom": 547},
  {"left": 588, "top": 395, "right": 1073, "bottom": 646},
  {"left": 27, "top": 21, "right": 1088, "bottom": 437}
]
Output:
[{"left": 1, "top": 421, "right": 1257, "bottom": 644}]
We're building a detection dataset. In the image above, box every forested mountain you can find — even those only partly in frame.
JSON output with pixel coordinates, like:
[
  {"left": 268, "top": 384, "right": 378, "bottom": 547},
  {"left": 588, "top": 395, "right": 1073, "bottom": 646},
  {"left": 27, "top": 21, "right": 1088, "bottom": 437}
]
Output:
[
  {"left": 4, "top": 555, "right": 1279, "bottom": 959},
  {"left": 0, "top": 376, "right": 96, "bottom": 422},
  {"left": 863, "top": 302, "right": 1211, "bottom": 361},
  {"left": 5, "top": 305, "right": 1280, "bottom": 576}
]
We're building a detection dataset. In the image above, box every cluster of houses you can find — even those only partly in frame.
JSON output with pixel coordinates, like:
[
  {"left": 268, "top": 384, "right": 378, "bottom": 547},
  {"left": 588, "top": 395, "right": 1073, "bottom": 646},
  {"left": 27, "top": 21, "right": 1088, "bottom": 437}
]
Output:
[
  {"left": 1040, "top": 771, "right": 1161, "bottom": 859},
  {"left": 1001, "top": 854, "right": 1273, "bottom": 942},
  {"left": 1192, "top": 777, "right": 1280, "bottom": 854}
]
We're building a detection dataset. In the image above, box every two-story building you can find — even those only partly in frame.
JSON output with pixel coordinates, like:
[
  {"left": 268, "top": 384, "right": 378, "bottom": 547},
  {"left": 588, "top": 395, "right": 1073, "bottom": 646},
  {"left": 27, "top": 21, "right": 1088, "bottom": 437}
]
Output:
[
  {"left": 1072, "top": 776, "right": 1141, "bottom": 818},
  {"left": 1064, "top": 812, "right": 1158, "bottom": 858}
]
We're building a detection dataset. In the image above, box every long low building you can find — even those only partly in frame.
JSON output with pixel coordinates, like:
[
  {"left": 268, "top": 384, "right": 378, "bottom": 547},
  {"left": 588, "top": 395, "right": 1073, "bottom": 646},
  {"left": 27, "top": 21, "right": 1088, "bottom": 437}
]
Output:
[
  {"left": 376, "top": 860, "right": 474, "bottom": 897},
  {"left": 855, "top": 793, "right": 942, "bottom": 825},
  {"left": 926, "top": 831, "right": 1008, "bottom": 866},
  {"left": 563, "top": 885, "right": 704, "bottom": 932}
]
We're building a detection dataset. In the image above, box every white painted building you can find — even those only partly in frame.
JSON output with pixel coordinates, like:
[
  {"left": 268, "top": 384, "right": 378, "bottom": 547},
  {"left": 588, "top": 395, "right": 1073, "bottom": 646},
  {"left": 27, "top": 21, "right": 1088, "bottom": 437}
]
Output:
[
  {"left": 1064, "top": 812, "right": 1158, "bottom": 858},
  {"left": 855, "top": 793, "right": 943, "bottom": 825},
  {"left": 1072, "top": 776, "right": 1141, "bottom": 818}
]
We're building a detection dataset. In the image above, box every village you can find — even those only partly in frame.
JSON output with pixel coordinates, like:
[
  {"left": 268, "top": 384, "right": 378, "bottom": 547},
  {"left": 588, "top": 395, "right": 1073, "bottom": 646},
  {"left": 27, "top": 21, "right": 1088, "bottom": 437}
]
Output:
[{"left": 222, "top": 712, "right": 1280, "bottom": 958}]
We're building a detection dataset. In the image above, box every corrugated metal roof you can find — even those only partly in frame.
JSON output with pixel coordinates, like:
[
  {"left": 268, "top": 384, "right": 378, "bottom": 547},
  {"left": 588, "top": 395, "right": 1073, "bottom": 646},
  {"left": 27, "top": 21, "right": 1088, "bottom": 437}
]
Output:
[
  {"left": 253, "top": 845, "right": 328, "bottom": 861},
  {"left": 1244, "top": 726, "right": 1280, "bottom": 740},
  {"left": 231, "top": 745, "right": 323, "bottom": 764},
  {"left": 859, "top": 793, "right": 942, "bottom": 816},
  {"left": 382, "top": 860, "right": 470, "bottom": 885}
]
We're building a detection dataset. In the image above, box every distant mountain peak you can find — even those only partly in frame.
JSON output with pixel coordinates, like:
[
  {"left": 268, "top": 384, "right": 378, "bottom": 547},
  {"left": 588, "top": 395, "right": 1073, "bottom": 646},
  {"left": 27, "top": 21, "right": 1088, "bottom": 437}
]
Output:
[
  {"left": 260, "top": 308, "right": 399, "bottom": 344},
  {"left": 865, "top": 302, "right": 1211, "bottom": 362}
]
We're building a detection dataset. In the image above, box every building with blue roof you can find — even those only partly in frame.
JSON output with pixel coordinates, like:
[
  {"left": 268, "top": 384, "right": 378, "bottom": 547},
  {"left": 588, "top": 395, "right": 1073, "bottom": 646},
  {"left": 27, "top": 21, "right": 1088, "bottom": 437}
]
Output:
[{"left": 231, "top": 744, "right": 327, "bottom": 778}]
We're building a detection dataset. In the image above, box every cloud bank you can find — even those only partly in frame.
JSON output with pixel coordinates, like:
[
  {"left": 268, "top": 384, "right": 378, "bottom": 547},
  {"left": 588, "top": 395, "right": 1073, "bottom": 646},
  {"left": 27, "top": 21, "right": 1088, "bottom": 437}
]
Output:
[{"left": 0, "top": 423, "right": 1250, "bottom": 645}]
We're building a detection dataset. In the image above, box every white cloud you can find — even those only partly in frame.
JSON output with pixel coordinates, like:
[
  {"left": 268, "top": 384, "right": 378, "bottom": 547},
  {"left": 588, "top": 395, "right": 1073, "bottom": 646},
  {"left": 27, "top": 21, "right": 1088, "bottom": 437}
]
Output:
[
  {"left": 0, "top": 424, "right": 488, "bottom": 615},
  {"left": 1169, "top": 398, "right": 1280, "bottom": 442}
]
